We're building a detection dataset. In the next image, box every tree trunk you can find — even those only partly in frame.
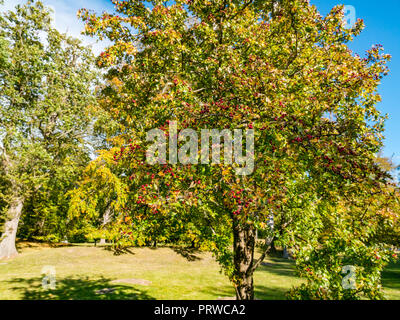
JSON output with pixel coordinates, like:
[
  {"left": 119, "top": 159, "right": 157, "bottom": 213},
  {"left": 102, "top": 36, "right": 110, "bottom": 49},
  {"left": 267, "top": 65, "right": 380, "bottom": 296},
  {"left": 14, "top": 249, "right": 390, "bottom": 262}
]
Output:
[
  {"left": 233, "top": 219, "right": 256, "bottom": 300},
  {"left": 283, "top": 246, "right": 289, "bottom": 259},
  {"left": 99, "top": 205, "right": 112, "bottom": 245},
  {"left": 0, "top": 198, "right": 24, "bottom": 260}
]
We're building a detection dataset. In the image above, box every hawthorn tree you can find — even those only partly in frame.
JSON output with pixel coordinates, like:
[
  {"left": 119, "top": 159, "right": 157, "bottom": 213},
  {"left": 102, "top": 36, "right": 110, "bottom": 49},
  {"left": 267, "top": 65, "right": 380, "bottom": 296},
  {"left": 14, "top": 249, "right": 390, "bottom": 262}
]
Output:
[
  {"left": 0, "top": 0, "right": 97, "bottom": 258},
  {"left": 80, "top": 0, "right": 395, "bottom": 299}
]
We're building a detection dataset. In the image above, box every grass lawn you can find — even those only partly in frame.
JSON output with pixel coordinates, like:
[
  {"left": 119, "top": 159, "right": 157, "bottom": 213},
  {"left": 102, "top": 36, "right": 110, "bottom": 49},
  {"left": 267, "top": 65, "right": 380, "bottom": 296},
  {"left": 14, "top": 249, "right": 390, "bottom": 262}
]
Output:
[{"left": 0, "top": 243, "right": 399, "bottom": 300}]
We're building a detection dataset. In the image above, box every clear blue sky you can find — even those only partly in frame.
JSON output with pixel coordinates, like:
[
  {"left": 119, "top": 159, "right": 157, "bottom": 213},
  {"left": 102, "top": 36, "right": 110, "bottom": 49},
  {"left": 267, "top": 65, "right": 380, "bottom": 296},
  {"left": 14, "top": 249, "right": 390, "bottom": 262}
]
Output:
[
  {"left": 2, "top": 0, "right": 400, "bottom": 164},
  {"left": 311, "top": 0, "right": 400, "bottom": 165}
]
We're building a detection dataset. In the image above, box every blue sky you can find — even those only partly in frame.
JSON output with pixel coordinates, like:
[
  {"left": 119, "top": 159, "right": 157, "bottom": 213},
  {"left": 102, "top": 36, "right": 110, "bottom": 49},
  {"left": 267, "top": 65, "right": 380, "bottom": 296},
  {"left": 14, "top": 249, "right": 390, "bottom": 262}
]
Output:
[
  {"left": 2, "top": 0, "right": 399, "bottom": 165},
  {"left": 311, "top": 0, "right": 400, "bottom": 165}
]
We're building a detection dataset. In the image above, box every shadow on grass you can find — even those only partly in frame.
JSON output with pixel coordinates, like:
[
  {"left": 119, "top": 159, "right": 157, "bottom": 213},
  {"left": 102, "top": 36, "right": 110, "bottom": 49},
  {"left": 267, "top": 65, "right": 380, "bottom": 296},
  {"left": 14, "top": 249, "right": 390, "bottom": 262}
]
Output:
[
  {"left": 6, "top": 276, "right": 155, "bottom": 300},
  {"left": 254, "top": 285, "right": 290, "bottom": 300},
  {"left": 254, "top": 258, "right": 298, "bottom": 300},
  {"left": 199, "top": 284, "right": 289, "bottom": 300},
  {"left": 172, "top": 246, "right": 201, "bottom": 261},
  {"left": 382, "top": 260, "right": 400, "bottom": 291},
  {"left": 16, "top": 241, "right": 73, "bottom": 250},
  {"left": 103, "top": 246, "right": 136, "bottom": 256},
  {"left": 257, "top": 256, "right": 298, "bottom": 278}
]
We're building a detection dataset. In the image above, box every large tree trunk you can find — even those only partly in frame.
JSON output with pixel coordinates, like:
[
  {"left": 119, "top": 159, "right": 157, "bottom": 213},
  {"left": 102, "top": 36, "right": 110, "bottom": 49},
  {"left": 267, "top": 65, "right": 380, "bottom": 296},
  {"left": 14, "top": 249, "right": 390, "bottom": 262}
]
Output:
[
  {"left": 0, "top": 198, "right": 24, "bottom": 260},
  {"left": 233, "top": 219, "right": 256, "bottom": 300}
]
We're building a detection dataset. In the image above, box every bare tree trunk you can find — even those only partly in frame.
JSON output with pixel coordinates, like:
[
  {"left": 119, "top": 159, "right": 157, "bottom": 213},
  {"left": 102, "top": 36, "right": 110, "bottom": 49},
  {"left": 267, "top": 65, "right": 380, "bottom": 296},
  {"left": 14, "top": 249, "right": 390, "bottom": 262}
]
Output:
[
  {"left": 99, "top": 205, "right": 112, "bottom": 245},
  {"left": 0, "top": 198, "right": 24, "bottom": 260},
  {"left": 233, "top": 219, "right": 256, "bottom": 300}
]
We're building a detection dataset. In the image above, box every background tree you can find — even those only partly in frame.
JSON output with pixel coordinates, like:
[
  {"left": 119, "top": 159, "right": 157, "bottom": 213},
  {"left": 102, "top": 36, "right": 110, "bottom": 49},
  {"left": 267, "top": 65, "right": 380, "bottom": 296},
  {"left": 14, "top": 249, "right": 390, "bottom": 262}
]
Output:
[
  {"left": 79, "top": 0, "right": 395, "bottom": 299},
  {"left": 68, "top": 148, "right": 128, "bottom": 245},
  {"left": 0, "top": 0, "right": 97, "bottom": 258}
]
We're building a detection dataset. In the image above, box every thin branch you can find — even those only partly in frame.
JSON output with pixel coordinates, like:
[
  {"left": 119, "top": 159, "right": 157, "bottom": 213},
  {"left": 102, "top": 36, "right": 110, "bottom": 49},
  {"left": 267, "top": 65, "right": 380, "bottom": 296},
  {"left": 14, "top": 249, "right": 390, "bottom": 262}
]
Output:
[
  {"left": 248, "top": 239, "right": 272, "bottom": 274},
  {"left": 231, "top": 0, "right": 254, "bottom": 20}
]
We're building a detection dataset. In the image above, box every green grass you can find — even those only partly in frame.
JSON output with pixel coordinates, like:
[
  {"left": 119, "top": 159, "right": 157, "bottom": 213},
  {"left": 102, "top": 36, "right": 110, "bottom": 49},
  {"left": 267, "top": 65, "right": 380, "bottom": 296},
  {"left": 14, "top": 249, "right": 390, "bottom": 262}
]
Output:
[
  {"left": 0, "top": 243, "right": 398, "bottom": 300},
  {"left": 381, "top": 260, "right": 400, "bottom": 300}
]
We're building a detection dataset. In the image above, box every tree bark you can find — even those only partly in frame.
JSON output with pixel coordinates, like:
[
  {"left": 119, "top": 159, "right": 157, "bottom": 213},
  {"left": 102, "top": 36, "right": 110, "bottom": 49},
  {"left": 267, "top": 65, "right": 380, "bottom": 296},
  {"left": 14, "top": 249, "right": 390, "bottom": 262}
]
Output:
[
  {"left": 0, "top": 197, "right": 24, "bottom": 260},
  {"left": 99, "top": 205, "right": 112, "bottom": 245},
  {"left": 233, "top": 219, "right": 256, "bottom": 300},
  {"left": 283, "top": 246, "right": 289, "bottom": 259}
]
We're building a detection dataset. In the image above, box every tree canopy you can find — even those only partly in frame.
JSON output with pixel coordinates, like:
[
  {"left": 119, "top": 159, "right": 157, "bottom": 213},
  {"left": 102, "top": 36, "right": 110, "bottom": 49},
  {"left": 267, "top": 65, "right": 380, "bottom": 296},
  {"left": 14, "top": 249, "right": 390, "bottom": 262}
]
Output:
[
  {"left": 0, "top": 0, "right": 98, "bottom": 257},
  {"left": 75, "top": 0, "right": 398, "bottom": 299},
  {"left": 0, "top": 0, "right": 398, "bottom": 301}
]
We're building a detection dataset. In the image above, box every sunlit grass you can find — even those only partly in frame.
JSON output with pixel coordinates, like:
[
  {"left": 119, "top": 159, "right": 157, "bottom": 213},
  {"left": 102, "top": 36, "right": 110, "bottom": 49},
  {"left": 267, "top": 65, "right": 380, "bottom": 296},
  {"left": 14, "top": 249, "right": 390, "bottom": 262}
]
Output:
[
  {"left": 382, "top": 260, "right": 400, "bottom": 300},
  {"left": 0, "top": 243, "right": 398, "bottom": 300}
]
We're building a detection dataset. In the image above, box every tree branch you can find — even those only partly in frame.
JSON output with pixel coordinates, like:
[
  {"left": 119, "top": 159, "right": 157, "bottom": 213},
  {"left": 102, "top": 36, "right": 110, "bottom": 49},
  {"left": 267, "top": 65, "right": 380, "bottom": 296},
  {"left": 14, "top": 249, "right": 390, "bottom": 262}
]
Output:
[{"left": 248, "top": 239, "right": 272, "bottom": 274}]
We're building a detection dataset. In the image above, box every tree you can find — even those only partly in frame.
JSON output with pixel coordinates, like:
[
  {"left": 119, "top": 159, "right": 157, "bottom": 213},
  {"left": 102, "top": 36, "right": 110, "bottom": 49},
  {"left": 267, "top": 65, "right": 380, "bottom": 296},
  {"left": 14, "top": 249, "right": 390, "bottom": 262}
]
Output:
[
  {"left": 67, "top": 148, "right": 128, "bottom": 245},
  {"left": 0, "top": 38, "right": 7, "bottom": 69},
  {"left": 79, "top": 0, "right": 394, "bottom": 299},
  {"left": 0, "top": 0, "right": 97, "bottom": 259},
  {"left": 286, "top": 179, "right": 399, "bottom": 300}
]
